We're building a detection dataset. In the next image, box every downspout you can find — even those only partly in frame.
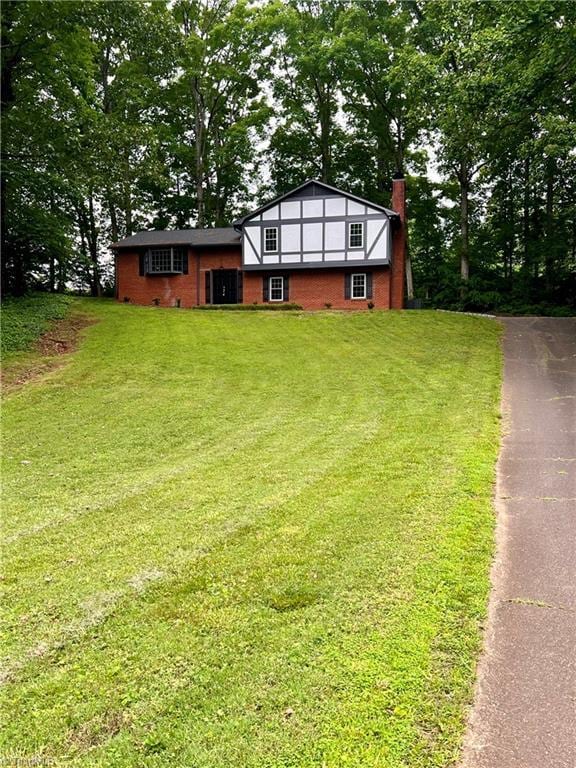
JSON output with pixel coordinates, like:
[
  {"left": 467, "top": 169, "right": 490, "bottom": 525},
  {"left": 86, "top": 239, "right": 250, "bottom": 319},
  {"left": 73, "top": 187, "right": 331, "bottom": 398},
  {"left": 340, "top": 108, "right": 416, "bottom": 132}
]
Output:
[{"left": 233, "top": 221, "right": 244, "bottom": 306}]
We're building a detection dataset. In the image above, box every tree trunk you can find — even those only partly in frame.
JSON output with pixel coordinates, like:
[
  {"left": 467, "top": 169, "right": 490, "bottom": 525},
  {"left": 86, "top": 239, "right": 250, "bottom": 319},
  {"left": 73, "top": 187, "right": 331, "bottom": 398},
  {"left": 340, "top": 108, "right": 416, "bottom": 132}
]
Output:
[
  {"left": 505, "top": 170, "right": 514, "bottom": 284},
  {"left": 459, "top": 160, "right": 470, "bottom": 285},
  {"left": 394, "top": 115, "right": 404, "bottom": 176},
  {"left": 108, "top": 191, "right": 118, "bottom": 243},
  {"left": 87, "top": 195, "right": 101, "bottom": 297},
  {"left": 0, "top": 172, "right": 14, "bottom": 295},
  {"left": 0, "top": 37, "right": 25, "bottom": 296},
  {"left": 544, "top": 157, "right": 555, "bottom": 292},
  {"left": 49, "top": 255, "right": 56, "bottom": 293},
  {"left": 523, "top": 156, "right": 531, "bottom": 276},
  {"left": 318, "top": 97, "right": 332, "bottom": 184},
  {"left": 57, "top": 256, "right": 66, "bottom": 293},
  {"left": 375, "top": 134, "right": 388, "bottom": 200},
  {"left": 123, "top": 154, "right": 133, "bottom": 237},
  {"left": 405, "top": 243, "right": 414, "bottom": 300},
  {"left": 193, "top": 78, "right": 206, "bottom": 228}
]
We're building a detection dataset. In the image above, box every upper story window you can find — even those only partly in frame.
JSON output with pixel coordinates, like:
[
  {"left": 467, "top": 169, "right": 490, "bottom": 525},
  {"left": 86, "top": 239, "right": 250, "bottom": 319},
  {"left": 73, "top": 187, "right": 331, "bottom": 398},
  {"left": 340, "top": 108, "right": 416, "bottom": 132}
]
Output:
[
  {"left": 148, "top": 247, "right": 185, "bottom": 274},
  {"left": 264, "top": 227, "right": 278, "bottom": 253},
  {"left": 269, "top": 276, "right": 284, "bottom": 301},
  {"left": 348, "top": 222, "right": 364, "bottom": 249},
  {"left": 351, "top": 273, "right": 367, "bottom": 299}
]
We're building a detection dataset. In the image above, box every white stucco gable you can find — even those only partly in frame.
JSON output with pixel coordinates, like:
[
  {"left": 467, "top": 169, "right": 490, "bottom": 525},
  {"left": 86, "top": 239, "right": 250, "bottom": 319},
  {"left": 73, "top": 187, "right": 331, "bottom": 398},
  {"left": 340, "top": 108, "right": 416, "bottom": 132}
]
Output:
[{"left": 234, "top": 180, "right": 398, "bottom": 271}]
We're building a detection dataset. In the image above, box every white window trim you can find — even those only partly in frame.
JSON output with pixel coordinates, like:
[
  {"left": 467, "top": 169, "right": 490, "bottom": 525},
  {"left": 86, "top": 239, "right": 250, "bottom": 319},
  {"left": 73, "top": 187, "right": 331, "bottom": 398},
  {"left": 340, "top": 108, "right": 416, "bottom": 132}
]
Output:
[
  {"left": 264, "top": 227, "right": 278, "bottom": 253},
  {"left": 351, "top": 273, "right": 367, "bottom": 300},
  {"left": 269, "top": 276, "right": 284, "bottom": 302},
  {"left": 348, "top": 221, "right": 364, "bottom": 249}
]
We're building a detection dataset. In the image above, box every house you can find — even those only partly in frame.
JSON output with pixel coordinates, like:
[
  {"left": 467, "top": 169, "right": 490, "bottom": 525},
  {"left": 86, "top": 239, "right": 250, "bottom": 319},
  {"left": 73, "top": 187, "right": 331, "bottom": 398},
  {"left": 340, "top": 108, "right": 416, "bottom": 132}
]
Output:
[{"left": 112, "top": 176, "right": 406, "bottom": 310}]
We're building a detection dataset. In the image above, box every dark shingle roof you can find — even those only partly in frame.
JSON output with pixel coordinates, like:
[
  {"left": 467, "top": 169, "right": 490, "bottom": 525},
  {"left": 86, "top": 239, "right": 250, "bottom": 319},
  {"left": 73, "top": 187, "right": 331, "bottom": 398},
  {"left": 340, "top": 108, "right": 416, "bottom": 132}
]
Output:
[{"left": 111, "top": 227, "right": 240, "bottom": 249}]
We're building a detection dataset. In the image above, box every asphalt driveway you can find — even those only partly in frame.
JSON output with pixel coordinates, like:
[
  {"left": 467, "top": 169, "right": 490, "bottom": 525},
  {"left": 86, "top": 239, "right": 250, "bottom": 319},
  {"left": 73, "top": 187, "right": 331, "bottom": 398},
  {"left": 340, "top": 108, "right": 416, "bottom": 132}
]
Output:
[{"left": 463, "top": 317, "right": 576, "bottom": 768}]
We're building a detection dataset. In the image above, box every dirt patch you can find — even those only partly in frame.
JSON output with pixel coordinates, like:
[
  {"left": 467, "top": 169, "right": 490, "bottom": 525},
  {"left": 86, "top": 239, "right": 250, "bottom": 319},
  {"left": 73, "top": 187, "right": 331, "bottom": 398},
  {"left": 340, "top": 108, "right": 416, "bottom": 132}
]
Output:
[
  {"left": 67, "top": 709, "right": 130, "bottom": 751},
  {"left": 1, "top": 312, "right": 97, "bottom": 394}
]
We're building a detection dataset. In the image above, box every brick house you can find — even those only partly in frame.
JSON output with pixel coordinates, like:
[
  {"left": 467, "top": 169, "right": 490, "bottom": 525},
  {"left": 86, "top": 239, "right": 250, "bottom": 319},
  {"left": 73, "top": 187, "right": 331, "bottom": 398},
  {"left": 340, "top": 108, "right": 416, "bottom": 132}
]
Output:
[{"left": 112, "top": 176, "right": 406, "bottom": 311}]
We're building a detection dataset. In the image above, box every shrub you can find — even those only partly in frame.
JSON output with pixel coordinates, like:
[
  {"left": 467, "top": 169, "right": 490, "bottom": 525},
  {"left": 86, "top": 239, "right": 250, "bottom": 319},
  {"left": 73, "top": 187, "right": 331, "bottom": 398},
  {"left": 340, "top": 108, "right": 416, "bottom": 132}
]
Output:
[{"left": 193, "top": 303, "right": 303, "bottom": 312}]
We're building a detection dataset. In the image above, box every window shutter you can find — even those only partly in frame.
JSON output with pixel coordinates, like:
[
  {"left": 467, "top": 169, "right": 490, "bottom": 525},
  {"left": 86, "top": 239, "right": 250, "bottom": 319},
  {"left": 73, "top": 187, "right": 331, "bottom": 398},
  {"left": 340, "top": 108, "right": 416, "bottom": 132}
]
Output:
[
  {"left": 205, "top": 271, "right": 211, "bottom": 304},
  {"left": 139, "top": 251, "right": 146, "bottom": 276},
  {"left": 263, "top": 275, "right": 269, "bottom": 302},
  {"left": 182, "top": 250, "right": 189, "bottom": 274},
  {"left": 283, "top": 274, "right": 289, "bottom": 302},
  {"left": 237, "top": 271, "right": 243, "bottom": 303},
  {"left": 366, "top": 272, "right": 373, "bottom": 299},
  {"left": 344, "top": 273, "right": 351, "bottom": 300}
]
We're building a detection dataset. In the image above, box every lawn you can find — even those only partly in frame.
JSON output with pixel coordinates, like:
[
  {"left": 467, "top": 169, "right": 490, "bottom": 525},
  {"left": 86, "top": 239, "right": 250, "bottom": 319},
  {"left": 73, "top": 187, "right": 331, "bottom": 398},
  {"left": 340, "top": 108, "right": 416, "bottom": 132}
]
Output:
[{"left": 1, "top": 300, "right": 502, "bottom": 767}]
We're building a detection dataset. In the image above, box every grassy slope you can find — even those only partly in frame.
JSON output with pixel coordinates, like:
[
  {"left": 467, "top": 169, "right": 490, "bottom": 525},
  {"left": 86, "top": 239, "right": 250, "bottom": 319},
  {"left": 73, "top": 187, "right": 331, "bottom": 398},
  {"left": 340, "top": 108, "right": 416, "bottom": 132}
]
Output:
[
  {"left": 1, "top": 293, "right": 74, "bottom": 357},
  {"left": 1, "top": 301, "right": 502, "bottom": 767}
]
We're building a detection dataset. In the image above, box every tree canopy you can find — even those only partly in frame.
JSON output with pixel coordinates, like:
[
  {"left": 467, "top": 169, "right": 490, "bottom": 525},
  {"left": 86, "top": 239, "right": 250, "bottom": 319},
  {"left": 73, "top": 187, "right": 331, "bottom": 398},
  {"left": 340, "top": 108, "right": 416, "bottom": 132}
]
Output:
[{"left": 2, "top": 0, "right": 575, "bottom": 312}]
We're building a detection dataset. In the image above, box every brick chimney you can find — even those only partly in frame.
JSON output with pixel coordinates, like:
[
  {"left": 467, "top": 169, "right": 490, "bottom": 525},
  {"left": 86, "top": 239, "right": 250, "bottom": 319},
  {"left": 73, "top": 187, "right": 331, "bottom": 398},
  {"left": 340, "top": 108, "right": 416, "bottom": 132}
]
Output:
[{"left": 390, "top": 174, "right": 406, "bottom": 310}]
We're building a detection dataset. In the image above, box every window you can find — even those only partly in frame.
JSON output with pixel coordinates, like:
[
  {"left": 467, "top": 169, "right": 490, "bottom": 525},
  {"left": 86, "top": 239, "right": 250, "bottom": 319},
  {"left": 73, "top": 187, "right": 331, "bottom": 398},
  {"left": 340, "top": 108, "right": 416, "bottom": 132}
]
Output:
[
  {"left": 264, "top": 227, "right": 278, "bottom": 253},
  {"left": 148, "top": 247, "right": 185, "bottom": 273},
  {"left": 269, "top": 276, "right": 284, "bottom": 302},
  {"left": 349, "top": 222, "right": 364, "bottom": 249},
  {"left": 351, "top": 273, "right": 367, "bottom": 299}
]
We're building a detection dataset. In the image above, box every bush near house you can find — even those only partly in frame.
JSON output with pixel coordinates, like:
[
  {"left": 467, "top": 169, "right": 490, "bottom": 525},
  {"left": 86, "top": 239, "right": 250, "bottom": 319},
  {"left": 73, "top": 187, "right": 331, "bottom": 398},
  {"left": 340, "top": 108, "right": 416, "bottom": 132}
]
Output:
[
  {"left": 1, "top": 301, "right": 502, "bottom": 767},
  {"left": 192, "top": 302, "right": 304, "bottom": 311}
]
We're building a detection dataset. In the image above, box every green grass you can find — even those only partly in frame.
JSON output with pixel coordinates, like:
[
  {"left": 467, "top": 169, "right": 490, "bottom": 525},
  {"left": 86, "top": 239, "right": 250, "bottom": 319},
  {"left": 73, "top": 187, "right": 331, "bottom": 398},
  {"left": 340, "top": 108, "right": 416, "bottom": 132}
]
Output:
[
  {"left": 1, "top": 300, "right": 502, "bottom": 767},
  {"left": 1, "top": 292, "right": 74, "bottom": 357}
]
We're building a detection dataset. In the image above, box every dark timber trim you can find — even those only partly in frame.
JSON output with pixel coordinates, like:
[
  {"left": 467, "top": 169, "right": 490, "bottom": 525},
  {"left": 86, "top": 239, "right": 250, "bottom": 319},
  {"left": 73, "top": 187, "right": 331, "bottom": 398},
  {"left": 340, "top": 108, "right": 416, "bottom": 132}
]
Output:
[
  {"left": 243, "top": 260, "right": 389, "bottom": 272},
  {"left": 233, "top": 179, "right": 399, "bottom": 227}
]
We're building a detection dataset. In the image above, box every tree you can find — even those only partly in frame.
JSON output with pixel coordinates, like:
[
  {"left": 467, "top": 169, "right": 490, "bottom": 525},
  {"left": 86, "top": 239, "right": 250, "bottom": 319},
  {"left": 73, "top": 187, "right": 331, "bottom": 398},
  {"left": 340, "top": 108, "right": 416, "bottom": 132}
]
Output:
[
  {"left": 163, "top": 0, "right": 269, "bottom": 228},
  {"left": 263, "top": 0, "right": 348, "bottom": 195},
  {"left": 1, "top": 0, "right": 92, "bottom": 294}
]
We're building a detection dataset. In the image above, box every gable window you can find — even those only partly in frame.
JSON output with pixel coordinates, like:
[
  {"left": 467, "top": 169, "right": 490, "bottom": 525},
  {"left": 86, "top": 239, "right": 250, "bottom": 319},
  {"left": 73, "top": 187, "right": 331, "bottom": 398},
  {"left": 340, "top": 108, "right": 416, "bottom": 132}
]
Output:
[
  {"left": 269, "top": 276, "right": 284, "bottom": 301},
  {"left": 264, "top": 227, "right": 278, "bottom": 253},
  {"left": 351, "top": 273, "right": 367, "bottom": 299},
  {"left": 348, "top": 222, "right": 364, "bottom": 249},
  {"left": 148, "top": 247, "right": 185, "bottom": 274}
]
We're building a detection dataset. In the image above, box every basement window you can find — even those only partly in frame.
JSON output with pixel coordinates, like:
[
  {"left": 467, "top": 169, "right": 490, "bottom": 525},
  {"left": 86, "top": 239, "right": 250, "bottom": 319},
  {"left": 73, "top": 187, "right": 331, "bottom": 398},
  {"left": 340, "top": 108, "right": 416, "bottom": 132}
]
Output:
[
  {"left": 269, "top": 276, "right": 284, "bottom": 302},
  {"left": 148, "top": 247, "right": 185, "bottom": 274},
  {"left": 264, "top": 227, "right": 278, "bottom": 253},
  {"left": 351, "top": 273, "right": 367, "bottom": 299},
  {"left": 348, "top": 222, "right": 364, "bottom": 249}
]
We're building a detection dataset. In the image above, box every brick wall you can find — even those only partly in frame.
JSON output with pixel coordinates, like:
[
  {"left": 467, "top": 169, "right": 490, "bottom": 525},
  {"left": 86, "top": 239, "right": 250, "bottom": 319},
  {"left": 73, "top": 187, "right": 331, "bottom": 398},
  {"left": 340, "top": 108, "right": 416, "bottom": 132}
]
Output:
[
  {"left": 116, "top": 247, "right": 242, "bottom": 308},
  {"left": 243, "top": 268, "right": 390, "bottom": 311},
  {"left": 116, "top": 249, "right": 392, "bottom": 311}
]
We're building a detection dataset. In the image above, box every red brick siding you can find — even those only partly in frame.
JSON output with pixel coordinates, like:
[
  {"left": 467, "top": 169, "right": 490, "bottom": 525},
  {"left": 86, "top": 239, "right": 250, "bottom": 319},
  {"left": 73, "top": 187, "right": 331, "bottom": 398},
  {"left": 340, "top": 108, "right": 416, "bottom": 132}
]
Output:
[
  {"left": 116, "top": 247, "right": 242, "bottom": 308},
  {"left": 116, "top": 248, "right": 394, "bottom": 310},
  {"left": 243, "top": 268, "right": 390, "bottom": 311}
]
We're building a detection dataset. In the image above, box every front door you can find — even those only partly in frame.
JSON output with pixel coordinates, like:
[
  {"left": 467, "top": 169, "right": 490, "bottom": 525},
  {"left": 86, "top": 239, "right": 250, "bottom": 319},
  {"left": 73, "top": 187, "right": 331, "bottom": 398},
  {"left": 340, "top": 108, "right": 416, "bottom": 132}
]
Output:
[{"left": 211, "top": 269, "right": 238, "bottom": 304}]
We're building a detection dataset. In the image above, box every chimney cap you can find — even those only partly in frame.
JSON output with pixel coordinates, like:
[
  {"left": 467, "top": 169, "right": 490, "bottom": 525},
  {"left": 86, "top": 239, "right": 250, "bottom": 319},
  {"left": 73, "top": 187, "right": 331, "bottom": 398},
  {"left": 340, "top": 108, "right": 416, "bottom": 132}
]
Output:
[{"left": 392, "top": 171, "right": 405, "bottom": 180}]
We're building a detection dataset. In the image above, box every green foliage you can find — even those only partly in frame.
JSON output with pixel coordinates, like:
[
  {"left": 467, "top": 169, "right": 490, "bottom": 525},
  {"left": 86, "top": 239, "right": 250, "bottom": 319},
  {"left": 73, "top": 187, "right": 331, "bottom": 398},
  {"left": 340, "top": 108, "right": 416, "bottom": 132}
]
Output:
[
  {"left": 0, "top": 293, "right": 73, "bottom": 356},
  {"left": 2, "top": 301, "right": 502, "bottom": 766},
  {"left": 192, "top": 302, "right": 303, "bottom": 311},
  {"left": 2, "top": 0, "right": 574, "bottom": 311}
]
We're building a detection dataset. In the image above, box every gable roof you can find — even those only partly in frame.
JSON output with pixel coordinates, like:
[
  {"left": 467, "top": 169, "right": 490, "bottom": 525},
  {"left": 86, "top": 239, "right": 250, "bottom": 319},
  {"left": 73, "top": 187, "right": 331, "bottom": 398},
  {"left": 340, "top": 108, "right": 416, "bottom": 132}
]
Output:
[
  {"left": 111, "top": 227, "right": 240, "bottom": 250},
  {"left": 233, "top": 179, "right": 399, "bottom": 227}
]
